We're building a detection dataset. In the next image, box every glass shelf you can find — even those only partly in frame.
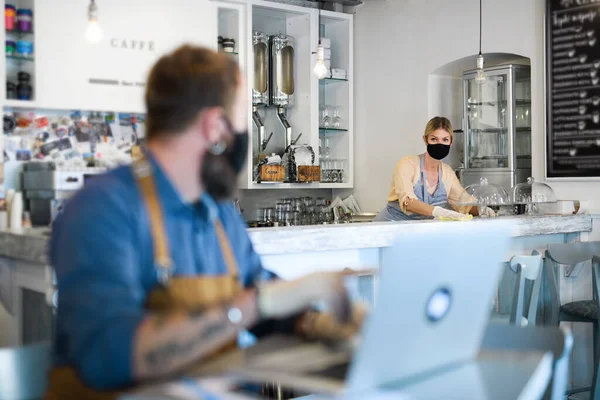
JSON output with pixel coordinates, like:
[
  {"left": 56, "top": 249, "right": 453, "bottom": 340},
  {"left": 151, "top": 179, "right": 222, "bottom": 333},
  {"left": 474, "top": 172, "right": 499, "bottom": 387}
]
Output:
[
  {"left": 319, "top": 128, "right": 348, "bottom": 133},
  {"left": 319, "top": 78, "right": 348, "bottom": 85},
  {"left": 6, "top": 54, "right": 34, "bottom": 62},
  {"left": 470, "top": 127, "right": 507, "bottom": 133},
  {"left": 6, "top": 29, "right": 34, "bottom": 37},
  {"left": 219, "top": 51, "right": 238, "bottom": 55},
  {"left": 467, "top": 99, "right": 531, "bottom": 106}
]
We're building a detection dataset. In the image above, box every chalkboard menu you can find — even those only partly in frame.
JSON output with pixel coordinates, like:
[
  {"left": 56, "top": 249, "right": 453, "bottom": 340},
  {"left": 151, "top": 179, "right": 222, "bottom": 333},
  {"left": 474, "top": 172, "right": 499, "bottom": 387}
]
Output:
[{"left": 546, "top": 0, "right": 600, "bottom": 178}]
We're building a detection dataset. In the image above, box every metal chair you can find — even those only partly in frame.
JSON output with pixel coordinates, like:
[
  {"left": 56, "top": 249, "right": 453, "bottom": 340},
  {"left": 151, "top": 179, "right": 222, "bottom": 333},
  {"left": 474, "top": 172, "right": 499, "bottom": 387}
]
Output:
[
  {"left": 0, "top": 341, "right": 51, "bottom": 400},
  {"left": 482, "top": 324, "right": 573, "bottom": 400},
  {"left": 545, "top": 242, "right": 600, "bottom": 399},
  {"left": 491, "top": 251, "right": 544, "bottom": 327}
]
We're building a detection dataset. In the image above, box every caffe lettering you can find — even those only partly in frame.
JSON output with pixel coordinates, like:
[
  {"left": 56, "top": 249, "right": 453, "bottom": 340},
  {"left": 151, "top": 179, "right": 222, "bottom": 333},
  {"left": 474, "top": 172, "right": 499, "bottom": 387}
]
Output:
[{"left": 110, "top": 39, "right": 155, "bottom": 52}]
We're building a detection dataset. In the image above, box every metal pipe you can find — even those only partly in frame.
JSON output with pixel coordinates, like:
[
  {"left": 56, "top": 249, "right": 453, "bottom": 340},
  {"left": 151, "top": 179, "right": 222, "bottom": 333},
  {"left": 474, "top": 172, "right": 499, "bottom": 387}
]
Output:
[
  {"left": 252, "top": 106, "right": 266, "bottom": 151},
  {"left": 277, "top": 107, "right": 293, "bottom": 149}
]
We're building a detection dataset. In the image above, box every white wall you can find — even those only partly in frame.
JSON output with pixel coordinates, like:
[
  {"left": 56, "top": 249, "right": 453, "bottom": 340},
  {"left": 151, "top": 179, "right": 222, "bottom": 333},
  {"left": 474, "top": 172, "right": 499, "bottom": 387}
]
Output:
[{"left": 352, "top": 0, "right": 594, "bottom": 213}]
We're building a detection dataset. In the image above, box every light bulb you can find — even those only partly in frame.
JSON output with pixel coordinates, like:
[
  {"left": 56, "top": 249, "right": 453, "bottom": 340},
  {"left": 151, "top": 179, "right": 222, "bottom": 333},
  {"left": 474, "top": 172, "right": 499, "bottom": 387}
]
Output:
[
  {"left": 86, "top": 0, "right": 103, "bottom": 44},
  {"left": 86, "top": 20, "right": 103, "bottom": 43},
  {"left": 313, "top": 43, "right": 330, "bottom": 79},
  {"left": 314, "top": 60, "right": 329, "bottom": 79},
  {"left": 475, "top": 53, "right": 486, "bottom": 84}
]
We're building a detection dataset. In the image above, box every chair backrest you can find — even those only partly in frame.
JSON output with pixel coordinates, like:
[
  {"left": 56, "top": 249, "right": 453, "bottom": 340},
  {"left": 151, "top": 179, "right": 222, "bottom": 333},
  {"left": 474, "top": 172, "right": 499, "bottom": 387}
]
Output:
[
  {"left": 546, "top": 242, "right": 600, "bottom": 265},
  {"left": 481, "top": 324, "right": 573, "bottom": 400},
  {"left": 509, "top": 251, "right": 544, "bottom": 326},
  {"left": 544, "top": 241, "right": 600, "bottom": 325},
  {"left": 0, "top": 341, "right": 51, "bottom": 400}
]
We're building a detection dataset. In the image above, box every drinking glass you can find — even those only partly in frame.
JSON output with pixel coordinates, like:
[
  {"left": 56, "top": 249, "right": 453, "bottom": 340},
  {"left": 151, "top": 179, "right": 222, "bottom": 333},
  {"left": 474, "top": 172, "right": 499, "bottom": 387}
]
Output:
[
  {"left": 332, "top": 106, "right": 342, "bottom": 129},
  {"left": 320, "top": 105, "right": 331, "bottom": 129},
  {"left": 331, "top": 160, "right": 340, "bottom": 183},
  {"left": 322, "top": 138, "right": 331, "bottom": 159},
  {"left": 264, "top": 207, "right": 275, "bottom": 223}
]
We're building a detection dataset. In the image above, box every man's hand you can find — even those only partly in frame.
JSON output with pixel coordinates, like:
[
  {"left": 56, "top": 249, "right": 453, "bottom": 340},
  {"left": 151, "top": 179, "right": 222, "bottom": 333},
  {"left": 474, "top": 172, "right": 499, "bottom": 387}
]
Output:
[
  {"left": 298, "top": 302, "right": 368, "bottom": 341},
  {"left": 258, "top": 272, "right": 352, "bottom": 324}
]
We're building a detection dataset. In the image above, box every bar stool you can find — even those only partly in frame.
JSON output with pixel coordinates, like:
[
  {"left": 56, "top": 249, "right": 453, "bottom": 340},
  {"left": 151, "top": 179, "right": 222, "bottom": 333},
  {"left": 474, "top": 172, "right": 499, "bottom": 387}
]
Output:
[
  {"left": 0, "top": 341, "right": 51, "bottom": 399},
  {"left": 491, "top": 251, "right": 544, "bottom": 327},
  {"left": 545, "top": 242, "right": 600, "bottom": 399}
]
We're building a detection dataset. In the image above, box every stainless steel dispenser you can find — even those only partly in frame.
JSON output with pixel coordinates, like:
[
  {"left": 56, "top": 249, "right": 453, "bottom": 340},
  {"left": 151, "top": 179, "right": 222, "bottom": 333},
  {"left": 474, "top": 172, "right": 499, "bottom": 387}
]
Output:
[
  {"left": 270, "top": 34, "right": 294, "bottom": 107},
  {"left": 252, "top": 31, "right": 269, "bottom": 106},
  {"left": 252, "top": 31, "right": 271, "bottom": 153},
  {"left": 270, "top": 34, "right": 295, "bottom": 149}
]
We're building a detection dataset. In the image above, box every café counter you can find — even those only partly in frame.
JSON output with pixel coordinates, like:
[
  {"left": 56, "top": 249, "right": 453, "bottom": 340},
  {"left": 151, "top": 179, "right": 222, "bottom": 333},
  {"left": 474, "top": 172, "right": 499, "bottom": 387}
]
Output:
[{"left": 0, "top": 214, "right": 594, "bottom": 346}]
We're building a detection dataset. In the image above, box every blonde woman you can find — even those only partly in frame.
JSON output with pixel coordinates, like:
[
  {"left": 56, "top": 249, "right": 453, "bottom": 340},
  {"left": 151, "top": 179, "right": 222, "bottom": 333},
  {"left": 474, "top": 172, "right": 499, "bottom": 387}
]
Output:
[{"left": 374, "top": 116, "right": 495, "bottom": 222}]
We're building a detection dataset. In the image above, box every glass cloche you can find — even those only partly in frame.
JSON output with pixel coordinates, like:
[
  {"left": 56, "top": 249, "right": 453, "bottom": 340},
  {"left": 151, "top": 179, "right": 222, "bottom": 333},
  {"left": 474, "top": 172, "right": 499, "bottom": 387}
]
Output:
[
  {"left": 509, "top": 177, "right": 557, "bottom": 205},
  {"left": 458, "top": 177, "right": 509, "bottom": 207}
]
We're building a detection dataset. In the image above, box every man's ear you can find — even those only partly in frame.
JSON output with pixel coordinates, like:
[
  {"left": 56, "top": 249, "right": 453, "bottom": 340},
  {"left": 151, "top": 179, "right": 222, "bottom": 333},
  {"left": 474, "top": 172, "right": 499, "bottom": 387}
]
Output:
[{"left": 195, "top": 108, "right": 224, "bottom": 146}]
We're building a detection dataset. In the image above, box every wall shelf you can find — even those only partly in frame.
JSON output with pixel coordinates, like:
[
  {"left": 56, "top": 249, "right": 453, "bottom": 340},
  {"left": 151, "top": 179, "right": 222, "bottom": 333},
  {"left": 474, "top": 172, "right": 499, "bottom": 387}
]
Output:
[
  {"left": 246, "top": 182, "right": 353, "bottom": 189},
  {"left": 319, "top": 77, "right": 348, "bottom": 85},
  {"left": 6, "top": 55, "right": 34, "bottom": 63},
  {"left": 319, "top": 127, "right": 348, "bottom": 133},
  {"left": 4, "top": 99, "right": 37, "bottom": 109},
  {"left": 5, "top": 29, "right": 33, "bottom": 38}
]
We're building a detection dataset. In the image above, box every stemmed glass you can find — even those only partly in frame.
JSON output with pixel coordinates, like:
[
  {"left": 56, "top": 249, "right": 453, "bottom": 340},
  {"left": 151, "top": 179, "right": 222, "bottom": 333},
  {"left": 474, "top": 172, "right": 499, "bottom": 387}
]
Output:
[
  {"left": 320, "top": 105, "right": 331, "bottom": 129},
  {"left": 332, "top": 106, "right": 342, "bottom": 129}
]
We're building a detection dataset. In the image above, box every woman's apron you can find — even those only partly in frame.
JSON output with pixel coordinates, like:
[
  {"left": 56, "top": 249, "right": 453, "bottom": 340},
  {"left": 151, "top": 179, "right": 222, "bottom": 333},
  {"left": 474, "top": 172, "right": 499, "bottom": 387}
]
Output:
[
  {"left": 45, "top": 153, "right": 243, "bottom": 400},
  {"left": 374, "top": 155, "right": 449, "bottom": 222}
]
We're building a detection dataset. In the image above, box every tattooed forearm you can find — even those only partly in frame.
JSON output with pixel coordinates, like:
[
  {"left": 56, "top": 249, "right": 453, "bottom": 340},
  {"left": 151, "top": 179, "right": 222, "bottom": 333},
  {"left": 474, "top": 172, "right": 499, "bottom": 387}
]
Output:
[
  {"left": 133, "top": 289, "right": 259, "bottom": 380},
  {"left": 143, "top": 315, "right": 229, "bottom": 369}
]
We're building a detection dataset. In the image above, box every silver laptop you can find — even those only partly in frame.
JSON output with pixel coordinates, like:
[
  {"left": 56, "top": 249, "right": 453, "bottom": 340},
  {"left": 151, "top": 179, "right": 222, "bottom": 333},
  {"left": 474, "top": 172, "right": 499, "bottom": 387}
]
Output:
[{"left": 233, "top": 220, "right": 513, "bottom": 397}]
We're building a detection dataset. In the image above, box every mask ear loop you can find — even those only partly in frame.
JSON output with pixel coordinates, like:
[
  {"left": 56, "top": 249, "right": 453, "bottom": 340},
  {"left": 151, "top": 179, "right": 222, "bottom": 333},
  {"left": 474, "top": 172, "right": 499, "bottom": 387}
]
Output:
[{"left": 210, "top": 140, "right": 227, "bottom": 155}]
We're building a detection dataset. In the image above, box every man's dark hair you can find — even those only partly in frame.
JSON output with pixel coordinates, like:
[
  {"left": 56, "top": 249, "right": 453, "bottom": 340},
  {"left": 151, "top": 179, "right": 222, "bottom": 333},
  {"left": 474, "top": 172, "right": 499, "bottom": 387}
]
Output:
[{"left": 145, "top": 45, "right": 240, "bottom": 140}]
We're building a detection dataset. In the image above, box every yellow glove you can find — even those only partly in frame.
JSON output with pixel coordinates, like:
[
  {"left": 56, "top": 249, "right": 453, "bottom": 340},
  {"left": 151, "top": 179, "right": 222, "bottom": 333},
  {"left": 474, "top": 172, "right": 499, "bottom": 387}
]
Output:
[{"left": 433, "top": 206, "right": 473, "bottom": 221}]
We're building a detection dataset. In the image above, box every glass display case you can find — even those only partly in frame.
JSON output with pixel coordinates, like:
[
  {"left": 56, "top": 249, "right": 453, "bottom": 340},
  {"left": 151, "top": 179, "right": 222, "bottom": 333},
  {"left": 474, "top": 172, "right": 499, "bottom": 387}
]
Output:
[{"left": 459, "top": 64, "right": 531, "bottom": 192}]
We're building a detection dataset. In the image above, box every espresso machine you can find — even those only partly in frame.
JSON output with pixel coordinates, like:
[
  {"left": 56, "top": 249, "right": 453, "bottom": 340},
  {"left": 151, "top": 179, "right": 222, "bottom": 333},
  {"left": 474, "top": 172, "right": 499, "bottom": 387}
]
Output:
[{"left": 252, "top": 31, "right": 272, "bottom": 156}]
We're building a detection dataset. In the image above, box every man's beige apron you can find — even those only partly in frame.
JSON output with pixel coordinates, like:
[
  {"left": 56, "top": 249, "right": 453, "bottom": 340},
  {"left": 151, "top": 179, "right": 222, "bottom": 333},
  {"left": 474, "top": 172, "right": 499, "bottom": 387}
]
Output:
[{"left": 45, "top": 153, "right": 243, "bottom": 399}]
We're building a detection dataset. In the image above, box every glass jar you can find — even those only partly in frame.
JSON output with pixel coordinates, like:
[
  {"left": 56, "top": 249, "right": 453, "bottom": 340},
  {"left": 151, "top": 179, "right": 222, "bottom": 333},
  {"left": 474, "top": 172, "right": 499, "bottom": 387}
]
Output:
[
  {"left": 5, "top": 40, "right": 15, "bottom": 55},
  {"left": 16, "top": 40, "right": 33, "bottom": 57},
  {"left": 255, "top": 208, "right": 266, "bottom": 222},
  {"left": 16, "top": 71, "right": 31, "bottom": 101},
  {"left": 6, "top": 81, "right": 16, "bottom": 99},
  {"left": 5, "top": 4, "right": 15, "bottom": 31},
  {"left": 264, "top": 207, "right": 275, "bottom": 224},
  {"left": 222, "top": 38, "right": 235, "bottom": 53},
  {"left": 16, "top": 9, "right": 32, "bottom": 33}
]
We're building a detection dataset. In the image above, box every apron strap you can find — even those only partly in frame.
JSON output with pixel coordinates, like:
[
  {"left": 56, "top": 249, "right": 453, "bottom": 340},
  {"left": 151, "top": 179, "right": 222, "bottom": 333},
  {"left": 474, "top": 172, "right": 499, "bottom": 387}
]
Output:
[
  {"left": 132, "top": 151, "right": 239, "bottom": 285},
  {"left": 213, "top": 219, "right": 239, "bottom": 279},
  {"left": 133, "top": 156, "right": 174, "bottom": 285}
]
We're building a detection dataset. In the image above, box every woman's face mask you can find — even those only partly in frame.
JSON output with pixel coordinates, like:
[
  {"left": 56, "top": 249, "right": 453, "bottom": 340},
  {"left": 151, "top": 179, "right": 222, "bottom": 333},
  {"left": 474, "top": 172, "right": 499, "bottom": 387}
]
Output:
[{"left": 425, "top": 129, "right": 452, "bottom": 160}]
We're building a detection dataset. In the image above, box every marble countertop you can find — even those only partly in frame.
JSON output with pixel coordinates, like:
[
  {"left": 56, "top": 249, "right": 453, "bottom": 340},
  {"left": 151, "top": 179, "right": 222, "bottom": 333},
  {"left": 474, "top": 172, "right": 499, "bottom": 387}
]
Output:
[
  {"left": 248, "top": 214, "right": 594, "bottom": 256},
  {"left": 0, "top": 214, "right": 592, "bottom": 265}
]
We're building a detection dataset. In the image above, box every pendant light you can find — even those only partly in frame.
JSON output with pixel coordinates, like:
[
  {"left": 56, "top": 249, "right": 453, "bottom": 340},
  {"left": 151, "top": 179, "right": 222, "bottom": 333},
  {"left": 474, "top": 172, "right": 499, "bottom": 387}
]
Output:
[
  {"left": 313, "top": 2, "right": 330, "bottom": 79},
  {"left": 475, "top": 0, "right": 486, "bottom": 85},
  {"left": 85, "top": 0, "right": 104, "bottom": 44}
]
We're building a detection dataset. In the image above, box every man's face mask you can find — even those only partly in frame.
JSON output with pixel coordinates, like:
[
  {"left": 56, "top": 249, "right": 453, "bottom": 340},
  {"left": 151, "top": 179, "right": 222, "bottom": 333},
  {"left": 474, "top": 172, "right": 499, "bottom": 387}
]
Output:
[{"left": 201, "top": 117, "right": 248, "bottom": 201}]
